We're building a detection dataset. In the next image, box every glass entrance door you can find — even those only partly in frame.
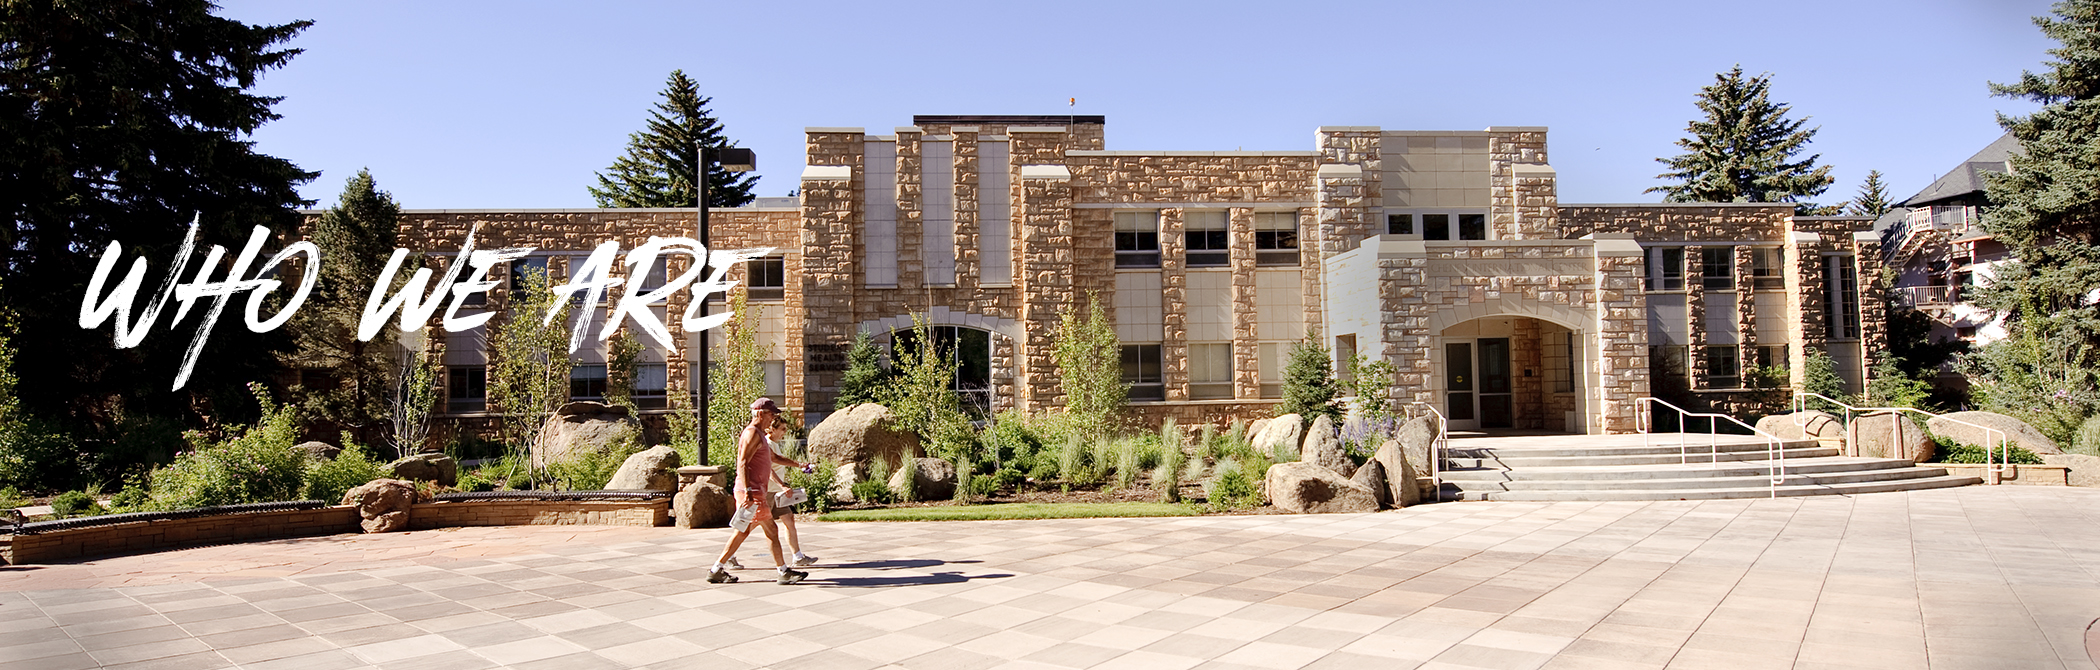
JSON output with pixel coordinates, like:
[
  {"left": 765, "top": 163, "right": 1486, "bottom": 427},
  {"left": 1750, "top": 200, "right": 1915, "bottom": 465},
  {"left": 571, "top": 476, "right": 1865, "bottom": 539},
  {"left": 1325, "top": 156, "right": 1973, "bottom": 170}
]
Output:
[{"left": 1446, "top": 338, "right": 1514, "bottom": 430}]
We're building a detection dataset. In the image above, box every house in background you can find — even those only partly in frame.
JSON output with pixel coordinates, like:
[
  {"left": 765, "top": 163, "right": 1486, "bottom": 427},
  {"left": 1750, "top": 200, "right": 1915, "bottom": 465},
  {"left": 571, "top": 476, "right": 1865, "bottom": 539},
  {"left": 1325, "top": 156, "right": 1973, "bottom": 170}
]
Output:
[{"left": 1879, "top": 132, "right": 2018, "bottom": 393}]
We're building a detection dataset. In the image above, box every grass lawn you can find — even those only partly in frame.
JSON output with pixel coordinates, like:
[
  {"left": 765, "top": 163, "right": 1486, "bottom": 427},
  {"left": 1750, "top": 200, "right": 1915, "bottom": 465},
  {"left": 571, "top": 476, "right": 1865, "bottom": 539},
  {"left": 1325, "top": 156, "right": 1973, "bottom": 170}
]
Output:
[{"left": 816, "top": 502, "right": 1202, "bottom": 522}]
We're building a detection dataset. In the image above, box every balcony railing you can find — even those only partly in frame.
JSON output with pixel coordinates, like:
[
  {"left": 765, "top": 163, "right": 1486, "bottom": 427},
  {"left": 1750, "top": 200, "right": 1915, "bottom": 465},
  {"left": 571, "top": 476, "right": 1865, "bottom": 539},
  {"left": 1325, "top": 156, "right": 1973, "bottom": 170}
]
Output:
[{"left": 1898, "top": 285, "right": 1960, "bottom": 308}]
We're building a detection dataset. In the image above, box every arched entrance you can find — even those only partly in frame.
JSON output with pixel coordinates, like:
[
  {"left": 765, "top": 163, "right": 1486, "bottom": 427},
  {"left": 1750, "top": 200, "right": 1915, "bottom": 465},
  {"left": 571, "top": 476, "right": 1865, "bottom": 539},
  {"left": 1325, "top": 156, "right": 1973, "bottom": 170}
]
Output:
[{"left": 1438, "top": 316, "right": 1585, "bottom": 432}]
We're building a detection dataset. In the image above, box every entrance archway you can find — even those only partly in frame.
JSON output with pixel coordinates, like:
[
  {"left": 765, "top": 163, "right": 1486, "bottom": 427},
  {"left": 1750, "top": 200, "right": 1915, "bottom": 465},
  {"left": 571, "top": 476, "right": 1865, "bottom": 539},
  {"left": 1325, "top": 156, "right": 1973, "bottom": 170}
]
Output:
[{"left": 1437, "top": 316, "right": 1585, "bottom": 432}]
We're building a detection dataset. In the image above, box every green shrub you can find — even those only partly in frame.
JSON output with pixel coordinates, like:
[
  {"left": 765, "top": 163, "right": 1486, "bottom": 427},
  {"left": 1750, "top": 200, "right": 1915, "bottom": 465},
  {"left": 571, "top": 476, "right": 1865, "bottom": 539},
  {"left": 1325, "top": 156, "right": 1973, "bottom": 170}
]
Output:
[
  {"left": 2072, "top": 414, "right": 2100, "bottom": 457},
  {"left": 107, "top": 476, "right": 149, "bottom": 512},
  {"left": 0, "top": 485, "right": 25, "bottom": 511},
  {"left": 301, "top": 442, "right": 389, "bottom": 504},
  {"left": 991, "top": 467, "right": 1025, "bottom": 492},
  {"left": 545, "top": 433, "right": 645, "bottom": 491},
  {"left": 143, "top": 385, "right": 310, "bottom": 511},
  {"left": 982, "top": 410, "right": 1045, "bottom": 474},
  {"left": 0, "top": 418, "right": 82, "bottom": 494},
  {"left": 788, "top": 459, "right": 840, "bottom": 514},
  {"left": 966, "top": 473, "right": 999, "bottom": 498},
  {"left": 456, "top": 468, "right": 498, "bottom": 493},
  {"left": 1057, "top": 435, "right": 1098, "bottom": 486},
  {"left": 1936, "top": 441, "right": 2045, "bottom": 465},
  {"left": 1154, "top": 441, "right": 1189, "bottom": 503},
  {"left": 1206, "top": 460, "right": 1262, "bottom": 509},
  {"left": 853, "top": 456, "right": 897, "bottom": 505},
  {"left": 50, "top": 490, "right": 100, "bottom": 518}
]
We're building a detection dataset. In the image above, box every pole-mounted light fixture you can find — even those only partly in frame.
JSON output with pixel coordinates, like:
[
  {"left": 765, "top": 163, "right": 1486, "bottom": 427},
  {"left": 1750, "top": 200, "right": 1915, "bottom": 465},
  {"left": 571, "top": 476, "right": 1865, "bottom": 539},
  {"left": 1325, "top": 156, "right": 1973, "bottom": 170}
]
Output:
[{"left": 696, "top": 144, "right": 756, "bottom": 465}]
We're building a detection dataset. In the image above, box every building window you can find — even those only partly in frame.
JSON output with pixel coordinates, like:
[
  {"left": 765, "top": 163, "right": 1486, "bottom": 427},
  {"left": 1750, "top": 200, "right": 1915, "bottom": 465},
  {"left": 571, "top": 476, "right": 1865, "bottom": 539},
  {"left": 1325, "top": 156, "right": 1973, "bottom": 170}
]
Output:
[
  {"left": 1257, "top": 342, "right": 1283, "bottom": 398},
  {"left": 1457, "top": 213, "right": 1487, "bottom": 241},
  {"left": 1386, "top": 213, "right": 1414, "bottom": 235},
  {"left": 1545, "top": 331, "right": 1578, "bottom": 394},
  {"left": 636, "top": 255, "right": 669, "bottom": 294},
  {"left": 1648, "top": 345, "right": 1691, "bottom": 397},
  {"left": 1756, "top": 345, "right": 1789, "bottom": 371},
  {"left": 891, "top": 326, "right": 993, "bottom": 414},
  {"left": 1705, "top": 345, "right": 1740, "bottom": 389},
  {"left": 1334, "top": 335, "right": 1357, "bottom": 383},
  {"left": 1189, "top": 343, "right": 1233, "bottom": 400},
  {"left": 1646, "top": 247, "right": 1685, "bottom": 291},
  {"left": 570, "top": 364, "right": 607, "bottom": 400},
  {"left": 1120, "top": 344, "right": 1163, "bottom": 401},
  {"left": 1701, "top": 246, "right": 1736, "bottom": 290},
  {"left": 1958, "top": 326, "right": 1979, "bottom": 339},
  {"left": 1185, "top": 211, "right": 1229, "bottom": 267},
  {"left": 1422, "top": 213, "right": 1450, "bottom": 241},
  {"left": 1254, "top": 212, "right": 1299, "bottom": 266},
  {"left": 1114, "top": 211, "right": 1161, "bottom": 268},
  {"left": 1824, "top": 256, "right": 1860, "bottom": 339},
  {"left": 634, "top": 363, "right": 667, "bottom": 409},
  {"left": 448, "top": 258, "right": 489, "bottom": 307},
  {"left": 510, "top": 256, "right": 549, "bottom": 292},
  {"left": 762, "top": 361, "right": 785, "bottom": 398},
  {"left": 1751, "top": 247, "right": 1784, "bottom": 289},
  {"left": 447, "top": 366, "right": 486, "bottom": 413},
  {"left": 747, "top": 256, "right": 785, "bottom": 301}
]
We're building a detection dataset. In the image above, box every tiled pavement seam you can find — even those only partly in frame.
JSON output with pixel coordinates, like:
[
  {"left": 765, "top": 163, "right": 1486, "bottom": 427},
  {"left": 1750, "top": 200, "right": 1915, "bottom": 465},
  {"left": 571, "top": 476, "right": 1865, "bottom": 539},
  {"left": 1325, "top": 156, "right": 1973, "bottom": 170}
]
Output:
[{"left": 0, "top": 488, "right": 2096, "bottom": 669}]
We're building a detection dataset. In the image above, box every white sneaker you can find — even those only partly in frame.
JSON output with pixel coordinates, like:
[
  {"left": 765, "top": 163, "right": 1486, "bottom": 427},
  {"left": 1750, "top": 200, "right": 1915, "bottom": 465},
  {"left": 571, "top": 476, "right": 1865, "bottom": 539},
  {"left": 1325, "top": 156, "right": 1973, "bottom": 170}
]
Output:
[
  {"left": 792, "top": 553, "right": 819, "bottom": 567},
  {"left": 725, "top": 556, "right": 744, "bottom": 570}
]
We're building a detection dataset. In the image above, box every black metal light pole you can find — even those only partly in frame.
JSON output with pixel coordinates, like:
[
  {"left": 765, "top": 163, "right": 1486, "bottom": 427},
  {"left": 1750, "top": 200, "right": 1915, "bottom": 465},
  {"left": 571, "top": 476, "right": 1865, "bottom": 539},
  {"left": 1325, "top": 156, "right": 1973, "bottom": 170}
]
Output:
[{"left": 696, "top": 145, "right": 756, "bottom": 465}]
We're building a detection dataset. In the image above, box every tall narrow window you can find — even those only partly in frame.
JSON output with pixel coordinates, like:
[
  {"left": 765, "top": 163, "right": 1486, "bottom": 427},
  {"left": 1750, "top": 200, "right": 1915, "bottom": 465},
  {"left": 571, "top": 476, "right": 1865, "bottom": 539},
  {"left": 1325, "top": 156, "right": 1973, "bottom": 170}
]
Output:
[
  {"left": 1756, "top": 344, "right": 1788, "bottom": 371},
  {"left": 1189, "top": 343, "right": 1233, "bottom": 400},
  {"left": 1646, "top": 247, "right": 1684, "bottom": 291},
  {"left": 1544, "top": 331, "right": 1578, "bottom": 393},
  {"left": 634, "top": 363, "right": 667, "bottom": 409},
  {"left": 510, "top": 257, "right": 549, "bottom": 292},
  {"left": 1258, "top": 342, "right": 1284, "bottom": 398},
  {"left": 1113, "top": 211, "right": 1161, "bottom": 268},
  {"left": 747, "top": 257, "right": 785, "bottom": 301},
  {"left": 1254, "top": 212, "right": 1299, "bottom": 266},
  {"left": 1705, "top": 345, "right": 1740, "bottom": 389},
  {"left": 978, "top": 139, "right": 1013, "bottom": 284},
  {"left": 1751, "top": 247, "right": 1784, "bottom": 289},
  {"left": 1121, "top": 344, "right": 1164, "bottom": 401},
  {"left": 1701, "top": 246, "right": 1736, "bottom": 290},
  {"left": 864, "top": 139, "right": 899, "bottom": 287},
  {"left": 1824, "top": 256, "right": 1860, "bottom": 339},
  {"left": 1185, "top": 211, "right": 1229, "bottom": 267},
  {"left": 570, "top": 364, "right": 607, "bottom": 400},
  {"left": 447, "top": 366, "right": 486, "bottom": 413},
  {"left": 1334, "top": 335, "right": 1357, "bottom": 383},
  {"left": 922, "top": 139, "right": 957, "bottom": 285}
]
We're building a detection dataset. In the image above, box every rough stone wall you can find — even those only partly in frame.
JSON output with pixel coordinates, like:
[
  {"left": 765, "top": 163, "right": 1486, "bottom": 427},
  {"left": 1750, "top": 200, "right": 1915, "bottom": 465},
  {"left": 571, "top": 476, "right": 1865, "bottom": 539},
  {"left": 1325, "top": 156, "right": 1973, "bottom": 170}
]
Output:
[
  {"left": 1124, "top": 401, "right": 1285, "bottom": 435},
  {"left": 799, "top": 133, "right": 863, "bottom": 411},
  {"left": 1594, "top": 252, "right": 1649, "bottom": 432},
  {"left": 1687, "top": 244, "right": 1709, "bottom": 391},
  {"left": 1513, "top": 318, "right": 1544, "bottom": 429},
  {"left": 1160, "top": 209, "right": 1189, "bottom": 402},
  {"left": 1230, "top": 208, "right": 1262, "bottom": 399},
  {"left": 952, "top": 131, "right": 980, "bottom": 290},
  {"left": 1489, "top": 129, "right": 1549, "bottom": 239},
  {"left": 1317, "top": 129, "right": 1381, "bottom": 254},
  {"left": 1854, "top": 235, "right": 1889, "bottom": 388},
  {"left": 1558, "top": 205, "right": 1791, "bottom": 242},
  {"left": 1064, "top": 155, "right": 1316, "bottom": 203},
  {"left": 1017, "top": 172, "right": 1075, "bottom": 409}
]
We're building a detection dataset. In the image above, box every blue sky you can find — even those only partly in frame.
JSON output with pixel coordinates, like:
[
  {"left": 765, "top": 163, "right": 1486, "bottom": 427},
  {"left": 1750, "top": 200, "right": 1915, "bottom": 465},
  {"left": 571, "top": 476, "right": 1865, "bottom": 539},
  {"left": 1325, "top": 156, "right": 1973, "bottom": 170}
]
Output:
[{"left": 220, "top": 0, "right": 2057, "bottom": 210}]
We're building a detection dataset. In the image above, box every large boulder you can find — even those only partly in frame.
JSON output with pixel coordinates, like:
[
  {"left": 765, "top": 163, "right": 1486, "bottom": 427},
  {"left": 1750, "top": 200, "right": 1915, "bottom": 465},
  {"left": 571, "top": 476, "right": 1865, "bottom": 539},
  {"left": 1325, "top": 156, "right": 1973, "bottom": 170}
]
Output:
[
  {"left": 887, "top": 457, "right": 957, "bottom": 501},
  {"left": 673, "top": 480, "right": 732, "bottom": 529},
  {"left": 1265, "top": 461, "right": 1378, "bottom": 514},
  {"left": 1252, "top": 414, "right": 1304, "bottom": 458},
  {"left": 829, "top": 462, "right": 861, "bottom": 503},
  {"left": 1927, "top": 411, "right": 2062, "bottom": 455},
  {"left": 1849, "top": 411, "right": 1934, "bottom": 463},
  {"left": 387, "top": 452, "right": 457, "bottom": 487},
  {"left": 535, "top": 402, "right": 644, "bottom": 468},
  {"left": 1350, "top": 459, "right": 1390, "bottom": 509},
  {"left": 1373, "top": 439, "right": 1424, "bottom": 507},
  {"left": 292, "top": 441, "right": 341, "bottom": 461},
  {"left": 807, "top": 403, "right": 921, "bottom": 470},
  {"left": 341, "top": 479, "right": 418, "bottom": 533},
  {"left": 2042, "top": 454, "right": 2100, "bottom": 488},
  {"left": 606, "top": 445, "right": 682, "bottom": 491},
  {"left": 1243, "top": 418, "right": 1271, "bottom": 446},
  {"left": 1755, "top": 411, "right": 1845, "bottom": 442},
  {"left": 1302, "top": 415, "right": 1353, "bottom": 477},
  {"left": 1397, "top": 415, "right": 1440, "bottom": 478}
]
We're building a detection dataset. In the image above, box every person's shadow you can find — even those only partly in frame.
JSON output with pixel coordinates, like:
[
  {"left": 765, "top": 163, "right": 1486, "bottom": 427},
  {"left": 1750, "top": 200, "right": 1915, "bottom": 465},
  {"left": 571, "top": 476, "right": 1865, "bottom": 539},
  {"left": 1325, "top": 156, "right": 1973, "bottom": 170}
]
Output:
[{"left": 802, "top": 558, "right": 1013, "bottom": 588}]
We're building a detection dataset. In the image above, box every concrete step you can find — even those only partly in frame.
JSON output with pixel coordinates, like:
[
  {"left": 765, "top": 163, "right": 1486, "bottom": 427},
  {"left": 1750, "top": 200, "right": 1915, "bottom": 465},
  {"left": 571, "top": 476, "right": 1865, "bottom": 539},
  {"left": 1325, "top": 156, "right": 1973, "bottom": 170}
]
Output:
[
  {"left": 1443, "top": 465, "right": 1955, "bottom": 492},
  {"left": 1446, "top": 446, "right": 1840, "bottom": 469},
  {"left": 1440, "top": 473, "right": 1982, "bottom": 501},
  {"left": 1445, "top": 438, "right": 1822, "bottom": 459},
  {"left": 1438, "top": 457, "right": 1918, "bottom": 482}
]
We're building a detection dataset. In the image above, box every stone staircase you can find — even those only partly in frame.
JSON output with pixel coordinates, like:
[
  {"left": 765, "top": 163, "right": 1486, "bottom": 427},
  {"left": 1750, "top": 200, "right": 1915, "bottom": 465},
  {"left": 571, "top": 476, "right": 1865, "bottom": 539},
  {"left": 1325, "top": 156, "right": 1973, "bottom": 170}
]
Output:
[{"left": 1437, "top": 433, "right": 1982, "bottom": 501}]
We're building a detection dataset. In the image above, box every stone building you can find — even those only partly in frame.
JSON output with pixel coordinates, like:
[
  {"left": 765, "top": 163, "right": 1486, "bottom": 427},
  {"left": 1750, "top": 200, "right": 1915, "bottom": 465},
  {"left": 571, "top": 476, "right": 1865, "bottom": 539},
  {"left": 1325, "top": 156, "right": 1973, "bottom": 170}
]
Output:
[{"left": 389, "top": 115, "right": 1884, "bottom": 435}]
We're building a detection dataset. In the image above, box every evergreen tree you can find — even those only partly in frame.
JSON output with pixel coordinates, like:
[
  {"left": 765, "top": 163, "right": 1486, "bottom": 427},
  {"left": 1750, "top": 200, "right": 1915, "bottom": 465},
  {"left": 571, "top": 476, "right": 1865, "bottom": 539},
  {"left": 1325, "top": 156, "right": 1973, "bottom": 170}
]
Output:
[
  {"left": 1847, "top": 170, "right": 1896, "bottom": 218},
  {"left": 1278, "top": 331, "right": 1343, "bottom": 425},
  {"left": 284, "top": 170, "right": 403, "bottom": 445},
  {"left": 1963, "top": 0, "right": 2100, "bottom": 444},
  {"left": 0, "top": 1, "right": 314, "bottom": 457},
  {"left": 589, "top": 70, "right": 757, "bottom": 208},
  {"left": 1649, "top": 66, "right": 1835, "bottom": 211},
  {"left": 834, "top": 330, "right": 890, "bottom": 411}
]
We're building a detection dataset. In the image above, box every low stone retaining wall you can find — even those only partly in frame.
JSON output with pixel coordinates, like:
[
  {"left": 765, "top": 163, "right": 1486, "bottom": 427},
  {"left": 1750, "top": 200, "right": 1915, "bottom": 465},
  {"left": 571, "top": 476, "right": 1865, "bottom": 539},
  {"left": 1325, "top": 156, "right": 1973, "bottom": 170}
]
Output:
[
  {"left": 2, "top": 506, "right": 361, "bottom": 565},
  {"left": 406, "top": 499, "right": 669, "bottom": 529},
  {"left": 3, "top": 498, "right": 672, "bottom": 565},
  {"left": 1937, "top": 463, "right": 2070, "bottom": 486}
]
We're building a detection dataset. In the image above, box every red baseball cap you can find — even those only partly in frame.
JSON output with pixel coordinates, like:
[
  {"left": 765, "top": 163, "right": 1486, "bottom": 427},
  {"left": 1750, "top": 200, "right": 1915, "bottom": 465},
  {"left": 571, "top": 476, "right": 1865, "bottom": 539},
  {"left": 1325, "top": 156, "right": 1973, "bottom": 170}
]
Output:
[{"left": 750, "top": 397, "right": 780, "bottom": 414}]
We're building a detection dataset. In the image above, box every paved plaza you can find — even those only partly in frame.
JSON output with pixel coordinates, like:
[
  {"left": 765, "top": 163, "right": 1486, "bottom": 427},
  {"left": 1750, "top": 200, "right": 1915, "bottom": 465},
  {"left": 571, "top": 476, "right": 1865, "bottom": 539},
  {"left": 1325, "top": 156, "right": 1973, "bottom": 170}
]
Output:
[{"left": 3, "top": 486, "right": 2098, "bottom": 670}]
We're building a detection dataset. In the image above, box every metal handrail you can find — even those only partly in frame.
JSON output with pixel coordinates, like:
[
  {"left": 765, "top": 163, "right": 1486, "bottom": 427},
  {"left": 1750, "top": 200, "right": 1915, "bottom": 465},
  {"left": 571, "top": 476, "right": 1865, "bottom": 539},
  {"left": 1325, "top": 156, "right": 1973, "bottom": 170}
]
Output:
[
  {"left": 1636, "top": 397, "right": 1787, "bottom": 498},
  {"left": 1405, "top": 401, "right": 1450, "bottom": 496},
  {"left": 1792, "top": 393, "right": 2008, "bottom": 484}
]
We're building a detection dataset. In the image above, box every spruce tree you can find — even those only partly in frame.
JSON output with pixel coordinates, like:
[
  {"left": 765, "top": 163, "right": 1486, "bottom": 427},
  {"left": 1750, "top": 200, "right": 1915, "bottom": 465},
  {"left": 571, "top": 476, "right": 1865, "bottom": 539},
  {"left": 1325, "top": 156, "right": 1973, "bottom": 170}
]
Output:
[
  {"left": 284, "top": 170, "right": 404, "bottom": 445},
  {"left": 1962, "top": 0, "right": 2100, "bottom": 443},
  {"left": 1847, "top": 170, "right": 1895, "bottom": 218},
  {"left": 1649, "top": 66, "right": 1835, "bottom": 211},
  {"left": 0, "top": 1, "right": 314, "bottom": 454},
  {"left": 589, "top": 70, "right": 758, "bottom": 209},
  {"left": 834, "top": 330, "right": 890, "bottom": 411},
  {"left": 1278, "top": 331, "right": 1342, "bottom": 425}
]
